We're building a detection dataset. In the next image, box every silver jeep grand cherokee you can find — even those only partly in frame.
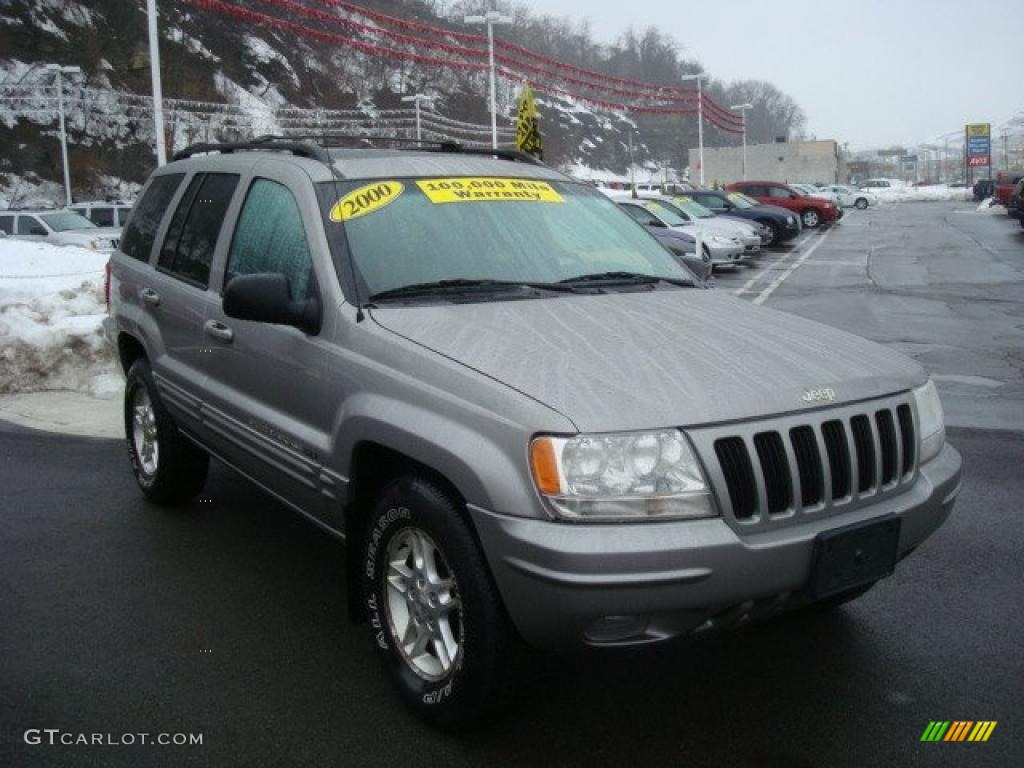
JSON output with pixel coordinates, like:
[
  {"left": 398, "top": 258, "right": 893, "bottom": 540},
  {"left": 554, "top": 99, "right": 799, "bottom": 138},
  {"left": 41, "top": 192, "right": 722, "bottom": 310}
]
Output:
[{"left": 105, "top": 139, "right": 962, "bottom": 729}]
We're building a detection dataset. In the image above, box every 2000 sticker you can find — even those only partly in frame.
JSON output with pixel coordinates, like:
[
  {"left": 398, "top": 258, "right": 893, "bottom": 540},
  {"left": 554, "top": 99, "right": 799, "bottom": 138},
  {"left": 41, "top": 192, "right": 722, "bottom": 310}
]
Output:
[{"left": 330, "top": 181, "right": 404, "bottom": 222}]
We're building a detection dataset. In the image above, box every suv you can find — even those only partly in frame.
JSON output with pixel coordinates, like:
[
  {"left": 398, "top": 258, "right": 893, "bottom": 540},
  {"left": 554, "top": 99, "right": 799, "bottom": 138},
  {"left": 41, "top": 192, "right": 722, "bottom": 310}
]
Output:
[
  {"left": 71, "top": 200, "right": 135, "bottom": 228},
  {"left": 0, "top": 208, "right": 121, "bottom": 250},
  {"left": 725, "top": 181, "right": 841, "bottom": 228},
  {"left": 105, "top": 139, "right": 962, "bottom": 728}
]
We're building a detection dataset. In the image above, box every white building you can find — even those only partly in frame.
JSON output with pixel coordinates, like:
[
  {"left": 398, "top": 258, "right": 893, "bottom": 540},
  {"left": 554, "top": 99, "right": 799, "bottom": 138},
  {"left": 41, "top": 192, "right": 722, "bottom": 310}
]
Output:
[{"left": 690, "top": 140, "right": 847, "bottom": 186}]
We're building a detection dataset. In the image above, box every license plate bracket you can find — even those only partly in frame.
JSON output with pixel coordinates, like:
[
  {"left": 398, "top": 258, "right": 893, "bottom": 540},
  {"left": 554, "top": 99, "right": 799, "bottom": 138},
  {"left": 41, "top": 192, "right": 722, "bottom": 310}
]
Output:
[{"left": 807, "top": 515, "right": 901, "bottom": 599}]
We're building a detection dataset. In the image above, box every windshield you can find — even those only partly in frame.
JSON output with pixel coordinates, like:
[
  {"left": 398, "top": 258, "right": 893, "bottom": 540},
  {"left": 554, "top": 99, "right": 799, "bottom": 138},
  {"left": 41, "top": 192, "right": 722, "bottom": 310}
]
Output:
[
  {"left": 320, "top": 178, "right": 693, "bottom": 299},
  {"left": 642, "top": 200, "right": 691, "bottom": 226},
  {"left": 725, "top": 192, "right": 756, "bottom": 208},
  {"left": 40, "top": 212, "right": 96, "bottom": 231},
  {"left": 669, "top": 196, "right": 716, "bottom": 218}
]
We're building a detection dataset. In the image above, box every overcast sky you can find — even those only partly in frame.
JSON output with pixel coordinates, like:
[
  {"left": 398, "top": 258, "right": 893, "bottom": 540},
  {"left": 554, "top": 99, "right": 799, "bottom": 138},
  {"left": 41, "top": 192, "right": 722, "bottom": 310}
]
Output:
[{"left": 528, "top": 0, "right": 1021, "bottom": 150}]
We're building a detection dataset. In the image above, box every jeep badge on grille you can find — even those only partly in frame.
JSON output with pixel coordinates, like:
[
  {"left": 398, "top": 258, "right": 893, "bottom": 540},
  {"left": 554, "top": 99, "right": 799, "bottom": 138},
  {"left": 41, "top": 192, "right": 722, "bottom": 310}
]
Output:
[{"left": 802, "top": 387, "right": 836, "bottom": 402}]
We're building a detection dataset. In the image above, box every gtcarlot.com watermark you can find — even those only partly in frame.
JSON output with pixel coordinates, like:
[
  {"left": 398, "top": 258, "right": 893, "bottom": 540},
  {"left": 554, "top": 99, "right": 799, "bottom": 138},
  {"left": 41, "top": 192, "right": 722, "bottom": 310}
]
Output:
[{"left": 24, "top": 729, "right": 203, "bottom": 747}]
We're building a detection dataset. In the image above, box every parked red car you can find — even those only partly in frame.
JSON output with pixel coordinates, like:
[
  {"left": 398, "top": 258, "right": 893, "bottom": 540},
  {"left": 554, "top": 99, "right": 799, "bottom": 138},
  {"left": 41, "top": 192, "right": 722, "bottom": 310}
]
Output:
[
  {"left": 725, "top": 181, "right": 841, "bottom": 228},
  {"left": 993, "top": 172, "right": 1024, "bottom": 210}
]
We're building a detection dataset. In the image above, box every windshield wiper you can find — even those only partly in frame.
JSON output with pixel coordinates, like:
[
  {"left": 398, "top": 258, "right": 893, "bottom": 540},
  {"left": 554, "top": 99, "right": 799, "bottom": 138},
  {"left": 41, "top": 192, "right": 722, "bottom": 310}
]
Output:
[
  {"left": 558, "top": 271, "right": 694, "bottom": 288},
  {"left": 368, "top": 278, "right": 576, "bottom": 303}
]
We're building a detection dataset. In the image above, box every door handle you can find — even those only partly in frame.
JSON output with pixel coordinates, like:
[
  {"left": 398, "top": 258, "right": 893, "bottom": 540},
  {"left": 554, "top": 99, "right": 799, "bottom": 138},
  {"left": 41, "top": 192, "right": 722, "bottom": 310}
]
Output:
[
  {"left": 139, "top": 288, "right": 160, "bottom": 307},
  {"left": 204, "top": 319, "right": 234, "bottom": 343}
]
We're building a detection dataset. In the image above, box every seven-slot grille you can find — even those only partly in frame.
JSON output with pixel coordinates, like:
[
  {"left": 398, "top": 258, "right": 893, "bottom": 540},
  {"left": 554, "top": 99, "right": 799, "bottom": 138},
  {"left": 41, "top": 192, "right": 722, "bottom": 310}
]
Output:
[{"left": 706, "top": 400, "right": 916, "bottom": 526}]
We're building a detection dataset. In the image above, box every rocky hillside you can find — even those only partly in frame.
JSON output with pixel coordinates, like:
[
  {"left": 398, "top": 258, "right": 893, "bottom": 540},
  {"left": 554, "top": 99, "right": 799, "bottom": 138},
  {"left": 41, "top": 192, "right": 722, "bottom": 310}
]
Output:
[{"left": 0, "top": 0, "right": 806, "bottom": 201}]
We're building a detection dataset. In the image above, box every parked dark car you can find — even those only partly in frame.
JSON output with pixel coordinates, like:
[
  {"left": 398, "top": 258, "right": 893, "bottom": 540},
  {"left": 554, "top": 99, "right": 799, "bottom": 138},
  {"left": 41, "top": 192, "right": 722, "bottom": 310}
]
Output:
[
  {"left": 616, "top": 201, "right": 713, "bottom": 282},
  {"left": 683, "top": 188, "right": 801, "bottom": 246},
  {"left": 973, "top": 178, "right": 995, "bottom": 201},
  {"left": 725, "top": 181, "right": 841, "bottom": 228}
]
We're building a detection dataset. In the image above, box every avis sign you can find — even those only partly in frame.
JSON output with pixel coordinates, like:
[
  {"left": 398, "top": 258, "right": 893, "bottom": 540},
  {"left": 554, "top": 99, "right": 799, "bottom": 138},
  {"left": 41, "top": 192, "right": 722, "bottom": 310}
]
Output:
[{"left": 965, "top": 123, "right": 991, "bottom": 167}]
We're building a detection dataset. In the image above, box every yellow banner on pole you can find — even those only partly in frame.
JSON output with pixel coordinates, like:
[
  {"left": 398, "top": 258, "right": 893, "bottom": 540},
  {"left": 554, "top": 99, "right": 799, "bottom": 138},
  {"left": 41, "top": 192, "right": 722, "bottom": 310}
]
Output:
[{"left": 515, "top": 84, "right": 543, "bottom": 159}]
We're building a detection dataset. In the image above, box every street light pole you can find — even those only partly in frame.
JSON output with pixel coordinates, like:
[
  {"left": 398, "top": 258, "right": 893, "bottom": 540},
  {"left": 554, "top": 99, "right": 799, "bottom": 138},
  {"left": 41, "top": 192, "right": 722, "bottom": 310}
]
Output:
[
  {"left": 682, "top": 74, "right": 706, "bottom": 185},
  {"left": 464, "top": 11, "right": 513, "bottom": 149},
  {"left": 730, "top": 103, "right": 753, "bottom": 180},
  {"left": 147, "top": 0, "right": 167, "bottom": 166},
  {"left": 44, "top": 64, "right": 80, "bottom": 208},
  {"left": 400, "top": 93, "right": 433, "bottom": 141}
]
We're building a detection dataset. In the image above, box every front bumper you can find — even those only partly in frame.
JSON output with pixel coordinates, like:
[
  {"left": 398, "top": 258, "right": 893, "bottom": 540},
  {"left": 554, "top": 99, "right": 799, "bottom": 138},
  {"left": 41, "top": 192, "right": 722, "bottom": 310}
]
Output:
[
  {"left": 469, "top": 443, "right": 961, "bottom": 648},
  {"left": 705, "top": 241, "right": 745, "bottom": 265}
]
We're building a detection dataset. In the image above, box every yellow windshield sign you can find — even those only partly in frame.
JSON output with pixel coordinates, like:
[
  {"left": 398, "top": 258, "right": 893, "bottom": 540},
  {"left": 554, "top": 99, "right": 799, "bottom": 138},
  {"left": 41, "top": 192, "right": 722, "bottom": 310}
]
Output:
[
  {"left": 676, "top": 195, "right": 694, "bottom": 203},
  {"left": 416, "top": 177, "right": 563, "bottom": 204},
  {"left": 330, "top": 181, "right": 404, "bottom": 222}
]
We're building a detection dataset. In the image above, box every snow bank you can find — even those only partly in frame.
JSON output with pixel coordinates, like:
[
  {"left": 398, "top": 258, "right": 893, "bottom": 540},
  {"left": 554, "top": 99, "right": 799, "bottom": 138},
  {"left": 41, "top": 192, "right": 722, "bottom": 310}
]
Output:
[
  {"left": 0, "top": 239, "right": 119, "bottom": 395},
  {"left": 866, "top": 183, "right": 971, "bottom": 203}
]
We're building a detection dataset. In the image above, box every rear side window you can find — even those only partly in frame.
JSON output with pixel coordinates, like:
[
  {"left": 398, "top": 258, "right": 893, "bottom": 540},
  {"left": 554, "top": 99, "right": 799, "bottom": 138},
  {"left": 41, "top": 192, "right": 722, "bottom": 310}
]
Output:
[
  {"left": 17, "top": 216, "right": 47, "bottom": 235},
  {"left": 92, "top": 207, "right": 115, "bottom": 227},
  {"left": 768, "top": 187, "right": 791, "bottom": 199},
  {"left": 0, "top": 215, "right": 12, "bottom": 234},
  {"left": 121, "top": 173, "right": 185, "bottom": 262},
  {"left": 157, "top": 173, "right": 239, "bottom": 288},
  {"left": 226, "top": 179, "right": 313, "bottom": 300}
]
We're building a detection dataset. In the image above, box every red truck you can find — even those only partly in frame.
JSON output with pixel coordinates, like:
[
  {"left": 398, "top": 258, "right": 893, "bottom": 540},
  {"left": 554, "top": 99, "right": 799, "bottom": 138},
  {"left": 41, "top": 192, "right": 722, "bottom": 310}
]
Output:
[
  {"left": 993, "top": 172, "right": 1024, "bottom": 211},
  {"left": 725, "top": 181, "right": 841, "bottom": 228}
]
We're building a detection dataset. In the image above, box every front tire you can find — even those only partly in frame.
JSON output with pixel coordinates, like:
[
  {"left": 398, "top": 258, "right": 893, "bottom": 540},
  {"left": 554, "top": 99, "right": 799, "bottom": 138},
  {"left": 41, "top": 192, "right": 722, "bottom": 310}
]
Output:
[
  {"left": 124, "top": 359, "right": 208, "bottom": 505},
  {"left": 854, "top": 197, "right": 869, "bottom": 210},
  {"left": 362, "top": 476, "right": 519, "bottom": 729},
  {"left": 801, "top": 208, "right": 821, "bottom": 228},
  {"left": 759, "top": 220, "right": 779, "bottom": 246}
]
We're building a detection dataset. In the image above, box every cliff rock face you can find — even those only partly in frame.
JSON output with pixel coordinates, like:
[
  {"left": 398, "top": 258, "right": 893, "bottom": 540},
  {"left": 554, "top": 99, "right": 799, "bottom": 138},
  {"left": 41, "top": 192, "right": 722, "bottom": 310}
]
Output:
[{"left": 0, "top": 1, "right": 801, "bottom": 198}]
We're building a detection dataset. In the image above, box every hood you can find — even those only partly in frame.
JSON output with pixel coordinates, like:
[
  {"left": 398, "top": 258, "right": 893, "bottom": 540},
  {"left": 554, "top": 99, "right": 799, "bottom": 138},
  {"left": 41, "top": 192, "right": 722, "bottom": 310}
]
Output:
[
  {"left": 751, "top": 204, "right": 798, "bottom": 221},
  {"left": 693, "top": 217, "right": 756, "bottom": 237},
  {"left": 371, "top": 290, "right": 925, "bottom": 433}
]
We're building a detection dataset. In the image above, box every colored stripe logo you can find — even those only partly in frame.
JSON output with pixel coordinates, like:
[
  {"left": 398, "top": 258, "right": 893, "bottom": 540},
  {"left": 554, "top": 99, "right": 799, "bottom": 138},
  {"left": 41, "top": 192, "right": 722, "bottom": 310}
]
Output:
[{"left": 921, "top": 721, "right": 997, "bottom": 742}]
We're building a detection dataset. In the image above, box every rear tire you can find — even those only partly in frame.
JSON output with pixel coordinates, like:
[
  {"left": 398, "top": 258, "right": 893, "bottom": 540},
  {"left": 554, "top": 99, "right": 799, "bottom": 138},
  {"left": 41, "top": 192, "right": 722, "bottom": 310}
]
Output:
[
  {"left": 362, "top": 475, "right": 521, "bottom": 730},
  {"left": 801, "top": 209, "right": 821, "bottom": 228},
  {"left": 124, "top": 359, "right": 209, "bottom": 505}
]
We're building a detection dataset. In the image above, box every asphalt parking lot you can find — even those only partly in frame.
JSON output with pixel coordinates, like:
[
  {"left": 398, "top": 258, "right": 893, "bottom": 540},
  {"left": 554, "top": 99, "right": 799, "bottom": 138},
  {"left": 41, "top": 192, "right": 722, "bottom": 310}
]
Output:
[{"left": 2, "top": 201, "right": 1022, "bottom": 768}]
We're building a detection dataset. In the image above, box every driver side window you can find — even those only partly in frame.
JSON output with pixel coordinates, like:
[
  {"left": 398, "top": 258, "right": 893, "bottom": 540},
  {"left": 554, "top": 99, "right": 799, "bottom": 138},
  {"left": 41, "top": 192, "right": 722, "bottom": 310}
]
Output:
[{"left": 226, "top": 179, "right": 313, "bottom": 300}]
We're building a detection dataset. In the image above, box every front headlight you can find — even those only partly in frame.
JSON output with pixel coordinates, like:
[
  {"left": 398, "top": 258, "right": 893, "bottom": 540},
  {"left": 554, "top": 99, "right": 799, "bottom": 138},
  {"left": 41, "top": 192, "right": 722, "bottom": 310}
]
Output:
[
  {"left": 913, "top": 380, "right": 945, "bottom": 463},
  {"left": 529, "top": 430, "right": 716, "bottom": 521},
  {"left": 709, "top": 235, "right": 731, "bottom": 244}
]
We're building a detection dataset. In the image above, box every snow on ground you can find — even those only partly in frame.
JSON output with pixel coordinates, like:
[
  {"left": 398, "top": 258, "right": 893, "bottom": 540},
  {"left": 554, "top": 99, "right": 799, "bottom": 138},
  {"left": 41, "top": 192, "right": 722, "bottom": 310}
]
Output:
[
  {"left": 862, "top": 181, "right": 971, "bottom": 203},
  {"left": 0, "top": 239, "right": 118, "bottom": 395}
]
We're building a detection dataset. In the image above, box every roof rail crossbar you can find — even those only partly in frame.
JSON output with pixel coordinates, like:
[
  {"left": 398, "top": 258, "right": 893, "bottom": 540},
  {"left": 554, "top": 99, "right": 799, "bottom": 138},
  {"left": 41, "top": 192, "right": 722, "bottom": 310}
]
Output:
[
  {"left": 172, "top": 134, "right": 547, "bottom": 168},
  {"left": 275, "top": 133, "right": 462, "bottom": 152},
  {"left": 172, "top": 139, "right": 331, "bottom": 164}
]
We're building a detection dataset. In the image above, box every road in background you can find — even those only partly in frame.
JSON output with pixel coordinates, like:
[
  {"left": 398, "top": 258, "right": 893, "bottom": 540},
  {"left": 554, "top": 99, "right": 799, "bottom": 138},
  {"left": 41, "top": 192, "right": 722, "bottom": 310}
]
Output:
[{"left": 716, "top": 202, "right": 1024, "bottom": 431}]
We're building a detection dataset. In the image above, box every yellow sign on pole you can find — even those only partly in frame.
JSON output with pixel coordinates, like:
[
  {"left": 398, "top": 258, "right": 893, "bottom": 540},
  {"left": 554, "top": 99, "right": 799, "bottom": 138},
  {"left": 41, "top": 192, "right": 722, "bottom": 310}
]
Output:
[
  {"left": 965, "top": 123, "right": 991, "bottom": 137},
  {"left": 515, "top": 84, "right": 543, "bottom": 159}
]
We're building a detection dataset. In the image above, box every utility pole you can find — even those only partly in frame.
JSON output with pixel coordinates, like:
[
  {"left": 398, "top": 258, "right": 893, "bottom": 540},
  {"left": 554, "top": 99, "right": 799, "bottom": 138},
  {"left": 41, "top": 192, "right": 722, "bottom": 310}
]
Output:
[
  {"left": 681, "top": 74, "right": 706, "bottom": 185},
  {"left": 401, "top": 93, "right": 433, "bottom": 141},
  {"left": 463, "top": 11, "right": 513, "bottom": 149},
  {"left": 730, "top": 103, "right": 753, "bottom": 180},
  {"left": 147, "top": 0, "right": 167, "bottom": 165},
  {"left": 44, "top": 64, "right": 81, "bottom": 208}
]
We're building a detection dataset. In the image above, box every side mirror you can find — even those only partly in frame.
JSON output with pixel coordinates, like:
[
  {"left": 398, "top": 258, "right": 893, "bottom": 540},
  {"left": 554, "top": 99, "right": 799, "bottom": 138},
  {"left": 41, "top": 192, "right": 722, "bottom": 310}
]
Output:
[{"left": 223, "top": 273, "right": 321, "bottom": 335}]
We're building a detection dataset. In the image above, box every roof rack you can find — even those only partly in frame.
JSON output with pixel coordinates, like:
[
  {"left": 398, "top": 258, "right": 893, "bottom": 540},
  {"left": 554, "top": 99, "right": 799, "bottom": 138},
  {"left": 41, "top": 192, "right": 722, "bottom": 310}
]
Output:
[{"left": 172, "top": 134, "right": 546, "bottom": 168}]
